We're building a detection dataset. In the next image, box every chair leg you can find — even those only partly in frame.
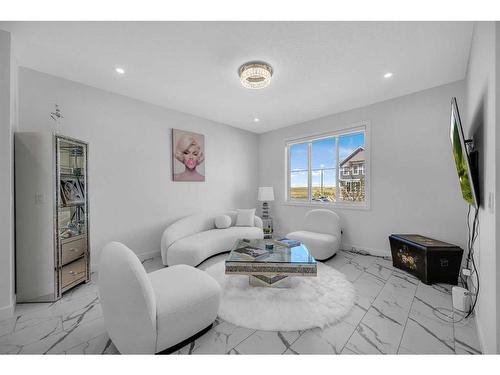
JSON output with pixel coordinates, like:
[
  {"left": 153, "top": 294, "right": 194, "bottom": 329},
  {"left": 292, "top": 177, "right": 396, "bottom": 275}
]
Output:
[{"left": 156, "top": 323, "right": 214, "bottom": 354}]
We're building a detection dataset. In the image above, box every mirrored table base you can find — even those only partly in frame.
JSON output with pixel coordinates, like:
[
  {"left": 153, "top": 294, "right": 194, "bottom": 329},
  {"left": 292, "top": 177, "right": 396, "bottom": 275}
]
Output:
[{"left": 249, "top": 274, "right": 291, "bottom": 288}]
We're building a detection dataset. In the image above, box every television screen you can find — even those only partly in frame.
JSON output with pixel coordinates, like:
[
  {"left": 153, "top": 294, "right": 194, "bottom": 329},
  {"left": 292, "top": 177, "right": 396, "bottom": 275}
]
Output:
[{"left": 450, "top": 97, "right": 478, "bottom": 208}]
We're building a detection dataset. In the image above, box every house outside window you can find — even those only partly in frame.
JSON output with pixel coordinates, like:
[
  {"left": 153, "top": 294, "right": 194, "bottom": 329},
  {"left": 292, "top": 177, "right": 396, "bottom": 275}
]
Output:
[
  {"left": 286, "top": 124, "right": 369, "bottom": 208},
  {"left": 338, "top": 147, "right": 366, "bottom": 202}
]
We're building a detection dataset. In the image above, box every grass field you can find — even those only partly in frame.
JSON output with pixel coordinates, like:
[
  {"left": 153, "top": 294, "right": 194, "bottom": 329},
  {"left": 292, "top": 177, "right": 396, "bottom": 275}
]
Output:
[{"left": 290, "top": 187, "right": 336, "bottom": 200}]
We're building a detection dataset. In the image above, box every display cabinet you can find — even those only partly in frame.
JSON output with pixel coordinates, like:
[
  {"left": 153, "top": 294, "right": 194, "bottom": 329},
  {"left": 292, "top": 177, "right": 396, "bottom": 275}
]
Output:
[{"left": 15, "top": 132, "right": 90, "bottom": 303}]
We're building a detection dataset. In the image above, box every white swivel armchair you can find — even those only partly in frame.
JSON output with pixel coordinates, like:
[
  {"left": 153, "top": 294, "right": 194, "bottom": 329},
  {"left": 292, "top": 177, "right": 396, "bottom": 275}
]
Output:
[
  {"left": 98, "top": 242, "right": 220, "bottom": 354},
  {"left": 286, "top": 209, "right": 341, "bottom": 260}
]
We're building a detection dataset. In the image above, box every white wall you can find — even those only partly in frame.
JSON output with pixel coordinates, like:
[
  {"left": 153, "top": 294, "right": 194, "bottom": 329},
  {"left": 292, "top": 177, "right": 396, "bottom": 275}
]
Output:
[
  {"left": 464, "top": 21, "right": 498, "bottom": 354},
  {"left": 17, "top": 68, "right": 260, "bottom": 267},
  {"left": 0, "top": 30, "right": 15, "bottom": 319},
  {"left": 497, "top": 22, "right": 500, "bottom": 356},
  {"left": 259, "top": 80, "right": 468, "bottom": 256}
]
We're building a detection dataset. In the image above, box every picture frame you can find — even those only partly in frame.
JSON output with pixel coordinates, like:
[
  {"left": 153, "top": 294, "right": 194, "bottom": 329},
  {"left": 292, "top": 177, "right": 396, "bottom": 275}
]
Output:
[
  {"left": 60, "top": 177, "right": 85, "bottom": 206},
  {"left": 172, "top": 129, "right": 205, "bottom": 182}
]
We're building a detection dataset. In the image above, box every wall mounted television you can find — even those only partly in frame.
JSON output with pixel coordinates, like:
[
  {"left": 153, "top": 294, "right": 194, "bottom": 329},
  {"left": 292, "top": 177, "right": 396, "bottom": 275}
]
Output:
[{"left": 449, "top": 97, "right": 479, "bottom": 208}]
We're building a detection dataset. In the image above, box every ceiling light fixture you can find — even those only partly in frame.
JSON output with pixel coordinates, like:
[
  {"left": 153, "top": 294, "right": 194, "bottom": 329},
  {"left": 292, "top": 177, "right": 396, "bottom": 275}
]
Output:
[
  {"left": 239, "top": 61, "right": 273, "bottom": 89},
  {"left": 384, "top": 72, "right": 393, "bottom": 79},
  {"left": 254, "top": 118, "right": 260, "bottom": 122},
  {"left": 115, "top": 67, "right": 125, "bottom": 74}
]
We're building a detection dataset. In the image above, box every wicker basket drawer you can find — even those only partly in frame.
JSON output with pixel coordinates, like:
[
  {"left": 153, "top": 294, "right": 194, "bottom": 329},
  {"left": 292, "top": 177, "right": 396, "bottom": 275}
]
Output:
[
  {"left": 61, "top": 237, "right": 86, "bottom": 265},
  {"left": 61, "top": 258, "right": 86, "bottom": 290}
]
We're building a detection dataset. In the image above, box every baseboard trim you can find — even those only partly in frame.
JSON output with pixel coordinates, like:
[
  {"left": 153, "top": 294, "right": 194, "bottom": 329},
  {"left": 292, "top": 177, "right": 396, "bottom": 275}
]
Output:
[
  {"left": 341, "top": 242, "right": 391, "bottom": 258},
  {"left": 474, "top": 314, "right": 488, "bottom": 354},
  {"left": 0, "top": 302, "right": 15, "bottom": 320}
]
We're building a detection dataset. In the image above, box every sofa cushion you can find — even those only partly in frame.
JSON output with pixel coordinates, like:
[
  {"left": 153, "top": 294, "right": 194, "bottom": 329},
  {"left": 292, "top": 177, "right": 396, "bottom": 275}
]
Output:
[
  {"left": 214, "top": 215, "right": 232, "bottom": 229},
  {"left": 167, "top": 226, "right": 263, "bottom": 266},
  {"left": 235, "top": 208, "right": 256, "bottom": 226},
  {"left": 148, "top": 265, "right": 220, "bottom": 352},
  {"left": 287, "top": 230, "right": 339, "bottom": 260}
]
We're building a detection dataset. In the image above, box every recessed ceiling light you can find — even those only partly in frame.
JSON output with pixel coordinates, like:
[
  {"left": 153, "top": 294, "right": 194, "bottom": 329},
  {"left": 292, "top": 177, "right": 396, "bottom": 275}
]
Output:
[
  {"left": 254, "top": 118, "right": 260, "bottom": 123},
  {"left": 384, "top": 72, "right": 393, "bottom": 79},
  {"left": 115, "top": 67, "right": 125, "bottom": 75}
]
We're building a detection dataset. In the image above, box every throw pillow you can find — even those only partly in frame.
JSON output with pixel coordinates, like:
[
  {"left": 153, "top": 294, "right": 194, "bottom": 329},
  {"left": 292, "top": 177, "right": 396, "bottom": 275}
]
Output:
[
  {"left": 235, "top": 208, "right": 255, "bottom": 227},
  {"left": 214, "top": 215, "right": 232, "bottom": 229}
]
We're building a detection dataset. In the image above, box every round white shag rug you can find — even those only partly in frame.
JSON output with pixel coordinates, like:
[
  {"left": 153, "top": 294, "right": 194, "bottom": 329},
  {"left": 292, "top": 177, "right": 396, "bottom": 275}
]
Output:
[{"left": 205, "top": 261, "right": 356, "bottom": 331}]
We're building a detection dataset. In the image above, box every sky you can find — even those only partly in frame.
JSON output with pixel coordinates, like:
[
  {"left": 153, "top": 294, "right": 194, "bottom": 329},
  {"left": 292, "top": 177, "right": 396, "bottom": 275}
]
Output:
[{"left": 290, "top": 132, "right": 364, "bottom": 187}]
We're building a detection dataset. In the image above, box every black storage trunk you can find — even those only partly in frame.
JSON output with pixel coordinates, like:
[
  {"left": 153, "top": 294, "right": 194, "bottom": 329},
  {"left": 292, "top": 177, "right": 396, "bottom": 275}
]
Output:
[{"left": 389, "top": 234, "right": 463, "bottom": 285}]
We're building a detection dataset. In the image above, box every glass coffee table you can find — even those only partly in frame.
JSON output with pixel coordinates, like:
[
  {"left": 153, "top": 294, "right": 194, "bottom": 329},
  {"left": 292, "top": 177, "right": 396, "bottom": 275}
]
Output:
[{"left": 225, "top": 238, "right": 317, "bottom": 288}]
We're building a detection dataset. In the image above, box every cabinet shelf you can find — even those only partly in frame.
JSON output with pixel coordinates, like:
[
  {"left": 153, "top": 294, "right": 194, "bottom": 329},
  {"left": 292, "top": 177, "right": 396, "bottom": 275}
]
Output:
[
  {"left": 60, "top": 232, "right": 87, "bottom": 242},
  {"left": 60, "top": 173, "right": 84, "bottom": 179},
  {"left": 59, "top": 202, "right": 86, "bottom": 208}
]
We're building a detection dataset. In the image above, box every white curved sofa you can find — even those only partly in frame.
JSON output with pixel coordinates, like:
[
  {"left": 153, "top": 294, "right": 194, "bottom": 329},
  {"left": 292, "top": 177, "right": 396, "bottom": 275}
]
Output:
[{"left": 161, "top": 210, "right": 264, "bottom": 266}]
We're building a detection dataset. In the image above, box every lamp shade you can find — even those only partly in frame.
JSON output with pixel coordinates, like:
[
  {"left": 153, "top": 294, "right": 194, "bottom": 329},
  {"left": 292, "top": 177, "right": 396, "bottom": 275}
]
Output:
[{"left": 258, "top": 187, "right": 275, "bottom": 201}]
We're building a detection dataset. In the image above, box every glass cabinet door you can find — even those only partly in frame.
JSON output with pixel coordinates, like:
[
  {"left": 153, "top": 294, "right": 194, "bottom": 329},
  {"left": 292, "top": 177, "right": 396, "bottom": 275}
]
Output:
[{"left": 55, "top": 135, "right": 90, "bottom": 296}]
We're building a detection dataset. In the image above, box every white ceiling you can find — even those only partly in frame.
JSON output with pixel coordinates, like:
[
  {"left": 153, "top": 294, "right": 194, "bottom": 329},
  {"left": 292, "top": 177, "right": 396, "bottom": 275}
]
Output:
[{"left": 0, "top": 21, "right": 473, "bottom": 133}]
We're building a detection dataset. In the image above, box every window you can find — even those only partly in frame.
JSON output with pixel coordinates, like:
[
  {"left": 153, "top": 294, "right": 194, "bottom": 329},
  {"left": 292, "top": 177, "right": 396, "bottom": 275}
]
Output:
[
  {"left": 289, "top": 143, "right": 308, "bottom": 201},
  {"left": 287, "top": 125, "right": 368, "bottom": 207}
]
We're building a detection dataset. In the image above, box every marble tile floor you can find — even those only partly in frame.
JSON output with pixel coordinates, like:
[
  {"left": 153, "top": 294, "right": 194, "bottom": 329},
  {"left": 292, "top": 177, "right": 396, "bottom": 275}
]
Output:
[{"left": 0, "top": 250, "right": 482, "bottom": 355}]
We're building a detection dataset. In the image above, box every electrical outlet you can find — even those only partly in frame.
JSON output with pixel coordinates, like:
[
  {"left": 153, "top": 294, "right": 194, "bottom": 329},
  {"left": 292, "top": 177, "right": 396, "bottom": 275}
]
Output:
[
  {"left": 488, "top": 192, "right": 495, "bottom": 214},
  {"left": 35, "top": 193, "right": 46, "bottom": 205},
  {"left": 462, "top": 268, "right": 472, "bottom": 277}
]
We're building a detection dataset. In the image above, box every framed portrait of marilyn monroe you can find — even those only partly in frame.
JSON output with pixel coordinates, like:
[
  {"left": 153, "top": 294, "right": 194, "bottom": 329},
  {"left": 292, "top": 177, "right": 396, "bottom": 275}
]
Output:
[{"left": 172, "top": 129, "right": 205, "bottom": 182}]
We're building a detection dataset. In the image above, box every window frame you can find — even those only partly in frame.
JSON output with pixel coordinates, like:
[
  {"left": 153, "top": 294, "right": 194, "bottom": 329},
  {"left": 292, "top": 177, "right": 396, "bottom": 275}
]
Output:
[{"left": 284, "top": 122, "right": 371, "bottom": 210}]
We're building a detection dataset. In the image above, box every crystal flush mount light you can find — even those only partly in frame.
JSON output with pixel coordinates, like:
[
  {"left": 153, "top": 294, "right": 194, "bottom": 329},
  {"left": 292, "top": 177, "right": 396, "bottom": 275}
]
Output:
[{"left": 239, "top": 61, "right": 273, "bottom": 89}]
